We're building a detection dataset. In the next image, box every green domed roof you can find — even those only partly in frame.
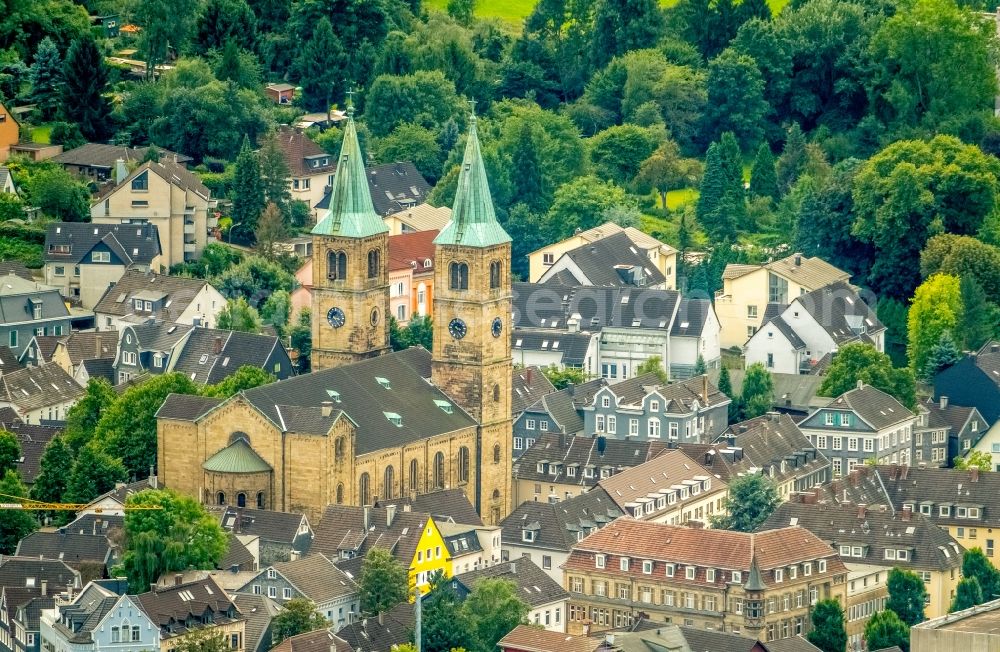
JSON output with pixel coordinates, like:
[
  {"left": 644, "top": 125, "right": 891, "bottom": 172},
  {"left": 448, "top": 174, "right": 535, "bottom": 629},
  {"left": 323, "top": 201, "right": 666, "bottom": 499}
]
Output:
[{"left": 202, "top": 438, "right": 272, "bottom": 474}]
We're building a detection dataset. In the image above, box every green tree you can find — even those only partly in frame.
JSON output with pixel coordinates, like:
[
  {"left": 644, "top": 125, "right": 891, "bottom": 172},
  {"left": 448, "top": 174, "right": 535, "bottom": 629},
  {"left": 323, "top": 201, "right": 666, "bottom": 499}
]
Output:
[
  {"left": 121, "top": 489, "right": 228, "bottom": 593},
  {"left": 0, "top": 470, "right": 37, "bottom": 553},
  {"left": 961, "top": 548, "right": 1000, "bottom": 602},
  {"left": 49, "top": 122, "right": 85, "bottom": 150},
  {"left": 258, "top": 136, "right": 292, "bottom": 213},
  {"left": 924, "top": 331, "right": 962, "bottom": 379},
  {"left": 359, "top": 548, "right": 408, "bottom": 615},
  {"left": 217, "top": 297, "right": 263, "bottom": 333},
  {"left": 271, "top": 598, "right": 328, "bottom": 645},
  {"left": 28, "top": 37, "right": 62, "bottom": 120},
  {"left": 61, "top": 37, "right": 111, "bottom": 141},
  {"left": 290, "top": 308, "right": 312, "bottom": 372},
  {"left": 375, "top": 124, "right": 444, "bottom": 184},
  {"left": 95, "top": 373, "right": 200, "bottom": 478},
  {"left": 635, "top": 356, "right": 668, "bottom": 383},
  {"left": 908, "top": 274, "right": 963, "bottom": 379},
  {"left": 590, "top": 0, "right": 664, "bottom": 69},
  {"left": 864, "top": 610, "right": 910, "bottom": 652},
  {"left": 172, "top": 628, "right": 230, "bottom": 652},
  {"left": 807, "top": 598, "right": 847, "bottom": 652},
  {"left": 887, "top": 567, "right": 927, "bottom": 626},
  {"left": 297, "top": 17, "right": 343, "bottom": 113},
  {"left": 589, "top": 124, "right": 659, "bottom": 187},
  {"left": 702, "top": 49, "right": 768, "bottom": 150},
  {"left": 365, "top": 70, "right": 463, "bottom": 137},
  {"left": 697, "top": 139, "right": 743, "bottom": 240},
  {"left": 959, "top": 276, "right": 1000, "bottom": 351},
  {"left": 717, "top": 365, "right": 733, "bottom": 398},
  {"left": 541, "top": 365, "right": 586, "bottom": 390},
  {"left": 818, "top": 343, "right": 917, "bottom": 410},
  {"left": 255, "top": 202, "right": 287, "bottom": 259},
  {"left": 633, "top": 140, "right": 701, "bottom": 209},
  {"left": 749, "top": 144, "right": 778, "bottom": 201},
  {"left": 710, "top": 472, "right": 780, "bottom": 532},
  {"left": 0, "top": 430, "right": 19, "bottom": 477},
  {"left": 24, "top": 167, "right": 89, "bottom": 221},
  {"left": 421, "top": 571, "right": 475, "bottom": 652},
  {"left": 261, "top": 289, "right": 291, "bottom": 335},
  {"left": 776, "top": 123, "right": 807, "bottom": 194},
  {"left": 951, "top": 576, "right": 984, "bottom": 612},
  {"left": 30, "top": 436, "right": 73, "bottom": 519},
  {"left": 694, "top": 355, "right": 707, "bottom": 375},
  {"left": 203, "top": 366, "right": 276, "bottom": 398},
  {"left": 546, "top": 176, "right": 635, "bottom": 236},
  {"left": 955, "top": 450, "right": 993, "bottom": 472},
  {"left": 232, "top": 137, "right": 265, "bottom": 236},
  {"left": 64, "top": 446, "right": 128, "bottom": 504},
  {"left": 740, "top": 363, "right": 773, "bottom": 420},
  {"left": 389, "top": 315, "right": 433, "bottom": 352},
  {"left": 62, "top": 378, "right": 117, "bottom": 454},
  {"left": 134, "top": 0, "right": 201, "bottom": 77},
  {"left": 462, "top": 578, "right": 530, "bottom": 651},
  {"left": 195, "top": 0, "right": 257, "bottom": 53},
  {"left": 921, "top": 234, "right": 1000, "bottom": 305},
  {"left": 212, "top": 40, "right": 261, "bottom": 89},
  {"left": 447, "top": 0, "right": 475, "bottom": 24}
]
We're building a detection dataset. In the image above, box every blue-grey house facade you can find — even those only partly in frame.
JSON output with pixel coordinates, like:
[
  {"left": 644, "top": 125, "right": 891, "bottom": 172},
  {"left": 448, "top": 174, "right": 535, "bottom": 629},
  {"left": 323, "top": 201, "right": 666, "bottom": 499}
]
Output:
[
  {"left": 40, "top": 590, "right": 157, "bottom": 652},
  {"left": 0, "top": 276, "right": 71, "bottom": 357},
  {"left": 582, "top": 373, "right": 730, "bottom": 444}
]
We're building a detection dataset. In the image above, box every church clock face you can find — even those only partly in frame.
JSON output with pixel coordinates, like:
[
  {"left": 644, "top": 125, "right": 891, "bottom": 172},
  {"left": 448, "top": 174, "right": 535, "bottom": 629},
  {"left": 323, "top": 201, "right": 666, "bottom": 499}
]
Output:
[
  {"left": 491, "top": 317, "right": 503, "bottom": 338},
  {"left": 327, "top": 307, "right": 346, "bottom": 328},
  {"left": 449, "top": 318, "right": 467, "bottom": 340}
]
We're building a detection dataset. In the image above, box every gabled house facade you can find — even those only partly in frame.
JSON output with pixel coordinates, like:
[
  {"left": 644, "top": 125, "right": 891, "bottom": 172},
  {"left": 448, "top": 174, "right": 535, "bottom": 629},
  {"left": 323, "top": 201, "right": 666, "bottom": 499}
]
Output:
[
  {"left": 0, "top": 363, "right": 84, "bottom": 424},
  {"left": 0, "top": 275, "right": 71, "bottom": 357},
  {"left": 272, "top": 127, "right": 335, "bottom": 217},
  {"left": 93, "top": 268, "right": 225, "bottom": 332},
  {"left": 40, "top": 587, "right": 155, "bottom": 652},
  {"left": 135, "top": 577, "right": 245, "bottom": 652},
  {"left": 537, "top": 232, "right": 668, "bottom": 290}
]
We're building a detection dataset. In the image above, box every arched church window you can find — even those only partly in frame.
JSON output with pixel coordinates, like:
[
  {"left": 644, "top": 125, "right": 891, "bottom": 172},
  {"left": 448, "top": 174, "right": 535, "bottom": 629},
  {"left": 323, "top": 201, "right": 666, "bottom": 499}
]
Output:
[
  {"left": 217, "top": 492, "right": 226, "bottom": 505},
  {"left": 433, "top": 452, "right": 445, "bottom": 489},
  {"left": 359, "top": 473, "right": 371, "bottom": 505},
  {"left": 493, "top": 384, "right": 501, "bottom": 403},
  {"left": 384, "top": 465, "right": 395, "bottom": 499},
  {"left": 237, "top": 492, "right": 246, "bottom": 508},
  {"left": 489, "top": 261, "right": 502, "bottom": 289},
  {"left": 409, "top": 459, "right": 419, "bottom": 493},
  {"left": 449, "top": 262, "right": 469, "bottom": 290},
  {"left": 328, "top": 250, "right": 347, "bottom": 281},
  {"left": 493, "top": 444, "right": 501, "bottom": 464},
  {"left": 336, "top": 483, "right": 344, "bottom": 504},
  {"left": 457, "top": 447, "right": 470, "bottom": 484},
  {"left": 367, "top": 249, "right": 380, "bottom": 279},
  {"left": 256, "top": 492, "right": 265, "bottom": 509}
]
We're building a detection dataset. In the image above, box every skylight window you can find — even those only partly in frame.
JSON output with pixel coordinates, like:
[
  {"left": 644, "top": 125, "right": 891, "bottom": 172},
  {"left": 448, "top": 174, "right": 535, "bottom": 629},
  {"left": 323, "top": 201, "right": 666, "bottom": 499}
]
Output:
[
  {"left": 384, "top": 411, "right": 403, "bottom": 427},
  {"left": 434, "top": 400, "right": 453, "bottom": 414},
  {"left": 376, "top": 377, "right": 391, "bottom": 389},
  {"left": 327, "top": 390, "right": 341, "bottom": 402}
]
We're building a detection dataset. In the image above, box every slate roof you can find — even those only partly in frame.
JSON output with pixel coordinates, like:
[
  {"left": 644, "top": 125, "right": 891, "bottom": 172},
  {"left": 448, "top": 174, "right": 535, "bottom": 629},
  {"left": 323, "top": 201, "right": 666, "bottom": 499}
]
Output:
[
  {"left": 511, "top": 366, "right": 556, "bottom": 416},
  {"left": 220, "top": 532, "right": 255, "bottom": 571},
  {"left": 512, "top": 328, "right": 594, "bottom": 367},
  {"left": 387, "top": 229, "right": 437, "bottom": 272},
  {"left": 126, "top": 322, "right": 193, "bottom": 352},
  {"left": 384, "top": 203, "right": 452, "bottom": 232},
  {"left": 795, "top": 281, "right": 885, "bottom": 344},
  {"left": 710, "top": 369, "right": 829, "bottom": 414},
  {"left": 49, "top": 589, "right": 121, "bottom": 644},
  {"left": 498, "top": 625, "right": 598, "bottom": 652},
  {"left": 269, "top": 628, "right": 347, "bottom": 652},
  {"left": 527, "top": 386, "right": 586, "bottom": 435},
  {"left": 819, "top": 383, "right": 913, "bottom": 431},
  {"left": 764, "top": 638, "right": 825, "bottom": 652},
  {"left": 920, "top": 396, "right": 985, "bottom": 436},
  {"left": 80, "top": 358, "right": 115, "bottom": 384},
  {"left": 156, "top": 393, "right": 223, "bottom": 420},
  {"left": 367, "top": 161, "right": 432, "bottom": 217},
  {"left": 726, "top": 413, "right": 829, "bottom": 484},
  {"left": 861, "top": 465, "right": 1000, "bottom": 529},
  {"left": 4, "top": 419, "right": 61, "bottom": 485},
  {"left": 0, "top": 261, "right": 33, "bottom": 281},
  {"left": 273, "top": 126, "right": 334, "bottom": 178},
  {"left": 679, "top": 627, "right": 763, "bottom": 652},
  {"left": 0, "top": 557, "right": 81, "bottom": 593},
  {"left": 512, "top": 283, "right": 680, "bottom": 331},
  {"left": 312, "top": 505, "right": 430, "bottom": 566},
  {"left": 169, "top": 327, "right": 287, "bottom": 386},
  {"left": 0, "top": 343, "right": 25, "bottom": 371},
  {"left": 670, "top": 298, "right": 713, "bottom": 337},
  {"left": 95, "top": 158, "right": 209, "bottom": 203},
  {"left": 58, "top": 331, "right": 113, "bottom": 364},
  {"left": 93, "top": 268, "right": 218, "bottom": 322},
  {"left": 0, "top": 363, "right": 84, "bottom": 411},
  {"left": 722, "top": 253, "right": 850, "bottom": 289},
  {"left": 88, "top": 476, "right": 159, "bottom": 507},
  {"left": 230, "top": 594, "right": 282, "bottom": 652},
  {"left": 27, "top": 335, "right": 65, "bottom": 364},
  {"left": 14, "top": 532, "right": 113, "bottom": 567},
  {"left": 334, "top": 601, "right": 413, "bottom": 652},
  {"left": 374, "top": 488, "right": 482, "bottom": 526},
  {"left": 514, "top": 432, "right": 669, "bottom": 489},
  {"left": 0, "top": 275, "right": 69, "bottom": 324},
  {"left": 64, "top": 514, "right": 125, "bottom": 536},
  {"left": 0, "top": 167, "right": 13, "bottom": 192},
  {"left": 761, "top": 315, "right": 806, "bottom": 349},
  {"left": 594, "top": 373, "right": 730, "bottom": 414},
  {"left": 548, "top": 232, "right": 666, "bottom": 288},
  {"left": 44, "top": 222, "right": 161, "bottom": 265},
  {"left": 597, "top": 448, "right": 726, "bottom": 515},
  {"left": 438, "top": 522, "right": 484, "bottom": 557},
  {"left": 270, "top": 554, "right": 357, "bottom": 604},
  {"left": 54, "top": 143, "right": 191, "bottom": 169},
  {"left": 234, "top": 347, "right": 476, "bottom": 454},
  {"left": 501, "top": 486, "right": 623, "bottom": 553},
  {"left": 454, "top": 557, "right": 568, "bottom": 608},
  {"left": 759, "top": 502, "right": 963, "bottom": 572},
  {"left": 136, "top": 576, "right": 241, "bottom": 637},
  {"left": 546, "top": 222, "right": 676, "bottom": 257},
  {"left": 220, "top": 507, "right": 310, "bottom": 547}
]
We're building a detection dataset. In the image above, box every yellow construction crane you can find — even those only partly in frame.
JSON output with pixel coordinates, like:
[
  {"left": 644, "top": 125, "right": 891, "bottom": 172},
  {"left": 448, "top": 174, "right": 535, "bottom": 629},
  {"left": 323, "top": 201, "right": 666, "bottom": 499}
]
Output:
[{"left": 0, "top": 492, "right": 164, "bottom": 512}]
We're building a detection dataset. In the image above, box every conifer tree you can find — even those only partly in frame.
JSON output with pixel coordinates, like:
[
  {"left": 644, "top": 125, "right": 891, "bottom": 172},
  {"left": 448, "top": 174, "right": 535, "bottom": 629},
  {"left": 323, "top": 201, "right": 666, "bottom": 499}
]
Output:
[
  {"left": 61, "top": 37, "right": 111, "bottom": 141},
  {"left": 232, "top": 136, "right": 265, "bottom": 235},
  {"left": 776, "top": 122, "right": 807, "bottom": 193},
  {"left": 29, "top": 37, "right": 63, "bottom": 120},
  {"left": 951, "top": 576, "right": 984, "bottom": 612},
  {"left": 297, "top": 17, "right": 344, "bottom": 113},
  {"left": 749, "top": 143, "right": 778, "bottom": 201},
  {"left": 924, "top": 331, "right": 962, "bottom": 380}
]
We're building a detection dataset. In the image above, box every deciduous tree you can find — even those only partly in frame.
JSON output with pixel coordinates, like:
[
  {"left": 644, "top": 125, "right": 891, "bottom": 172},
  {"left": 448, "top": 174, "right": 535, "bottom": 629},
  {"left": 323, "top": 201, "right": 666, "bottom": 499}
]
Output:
[
  {"left": 541, "top": 365, "right": 586, "bottom": 390},
  {"left": 864, "top": 610, "right": 909, "bottom": 652},
  {"left": 818, "top": 342, "right": 917, "bottom": 410},
  {"left": 955, "top": 450, "right": 993, "bottom": 472},
  {"left": 271, "top": 598, "right": 328, "bottom": 645},
  {"left": 635, "top": 356, "right": 668, "bottom": 383},
  {"left": 807, "top": 598, "right": 847, "bottom": 652},
  {"left": 255, "top": 203, "right": 286, "bottom": 259},
  {"left": 740, "top": 363, "right": 773, "bottom": 420},
  {"left": 461, "top": 578, "right": 530, "bottom": 651},
  {"left": 203, "top": 366, "right": 276, "bottom": 398},
  {"left": 961, "top": 548, "right": 1000, "bottom": 602},
  {"left": 62, "top": 378, "right": 117, "bottom": 454},
  {"left": 217, "top": 297, "right": 263, "bottom": 333},
  {"left": 64, "top": 446, "right": 128, "bottom": 504},
  {"left": 702, "top": 49, "right": 768, "bottom": 150},
  {"left": 0, "top": 430, "right": 19, "bottom": 477},
  {"left": 887, "top": 567, "right": 927, "bottom": 626},
  {"left": 908, "top": 274, "right": 962, "bottom": 380},
  {"left": 421, "top": 571, "right": 475, "bottom": 652},
  {"left": 30, "top": 436, "right": 73, "bottom": 512},
  {"left": 0, "top": 471, "right": 36, "bottom": 553},
  {"left": 710, "top": 472, "right": 780, "bottom": 532},
  {"left": 359, "top": 548, "right": 408, "bottom": 615}
]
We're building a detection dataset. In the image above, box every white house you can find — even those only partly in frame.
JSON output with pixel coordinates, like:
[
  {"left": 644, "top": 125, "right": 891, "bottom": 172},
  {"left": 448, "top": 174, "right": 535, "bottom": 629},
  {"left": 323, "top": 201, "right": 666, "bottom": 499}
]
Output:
[{"left": 92, "top": 268, "right": 225, "bottom": 332}]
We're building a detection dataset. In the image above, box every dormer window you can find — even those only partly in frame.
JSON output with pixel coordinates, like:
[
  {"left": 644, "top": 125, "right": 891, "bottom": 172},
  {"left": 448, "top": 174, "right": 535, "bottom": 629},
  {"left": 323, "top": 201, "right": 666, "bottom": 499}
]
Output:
[
  {"left": 434, "top": 400, "right": 453, "bottom": 414},
  {"left": 522, "top": 529, "right": 536, "bottom": 543},
  {"left": 596, "top": 554, "right": 606, "bottom": 568},
  {"left": 650, "top": 400, "right": 660, "bottom": 412},
  {"left": 384, "top": 412, "right": 402, "bottom": 427},
  {"left": 602, "top": 396, "right": 611, "bottom": 408}
]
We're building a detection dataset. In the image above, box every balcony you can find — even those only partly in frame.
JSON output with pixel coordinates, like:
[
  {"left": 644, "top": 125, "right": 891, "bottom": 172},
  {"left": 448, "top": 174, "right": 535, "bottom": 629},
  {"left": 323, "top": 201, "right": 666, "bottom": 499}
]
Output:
[
  {"left": 183, "top": 221, "right": 196, "bottom": 235},
  {"left": 183, "top": 243, "right": 196, "bottom": 254},
  {"left": 207, "top": 215, "right": 219, "bottom": 228},
  {"left": 183, "top": 206, "right": 196, "bottom": 215}
]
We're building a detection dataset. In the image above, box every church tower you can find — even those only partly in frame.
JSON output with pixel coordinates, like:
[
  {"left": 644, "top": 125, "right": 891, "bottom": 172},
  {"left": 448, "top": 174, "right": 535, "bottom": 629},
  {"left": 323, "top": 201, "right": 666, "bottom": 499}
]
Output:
[
  {"left": 431, "top": 112, "right": 513, "bottom": 525},
  {"left": 310, "top": 106, "right": 390, "bottom": 371}
]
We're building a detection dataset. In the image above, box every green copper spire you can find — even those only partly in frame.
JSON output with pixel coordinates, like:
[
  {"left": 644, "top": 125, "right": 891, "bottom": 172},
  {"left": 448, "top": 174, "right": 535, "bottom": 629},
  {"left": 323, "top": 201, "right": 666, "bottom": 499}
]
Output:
[
  {"left": 434, "top": 110, "right": 511, "bottom": 248},
  {"left": 311, "top": 104, "right": 388, "bottom": 238}
]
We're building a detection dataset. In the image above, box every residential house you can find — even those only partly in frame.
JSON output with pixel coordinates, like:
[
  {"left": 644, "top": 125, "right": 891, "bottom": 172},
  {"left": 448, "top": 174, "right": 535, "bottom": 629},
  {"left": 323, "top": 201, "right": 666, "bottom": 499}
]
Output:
[
  {"left": 0, "top": 364, "right": 84, "bottom": 424},
  {"left": 583, "top": 373, "right": 731, "bottom": 444},
  {"left": 21, "top": 332, "right": 115, "bottom": 386},
  {"left": 453, "top": 558, "right": 569, "bottom": 632},
  {"left": 235, "top": 555, "right": 359, "bottom": 631},
  {"left": 312, "top": 505, "right": 451, "bottom": 596},
  {"left": 513, "top": 432, "right": 669, "bottom": 504},
  {"left": 135, "top": 576, "right": 245, "bottom": 652},
  {"left": 760, "top": 500, "right": 963, "bottom": 644},
  {"left": 511, "top": 366, "right": 556, "bottom": 427},
  {"left": 43, "top": 223, "right": 162, "bottom": 308},
  {"left": 563, "top": 519, "right": 847, "bottom": 640},
  {"left": 273, "top": 126, "right": 335, "bottom": 216},
  {"left": 264, "top": 84, "right": 295, "bottom": 104},
  {"left": 0, "top": 275, "right": 71, "bottom": 356},
  {"left": 383, "top": 204, "right": 452, "bottom": 235},
  {"left": 715, "top": 253, "right": 852, "bottom": 349},
  {"left": 365, "top": 161, "right": 431, "bottom": 217},
  {"left": 15, "top": 531, "right": 118, "bottom": 584},
  {"left": 513, "top": 379, "right": 605, "bottom": 461},
  {"left": 437, "top": 521, "right": 502, "bottom": 574},
  {"left": 40, "top": 583, "right": 156, "bottom": 652},
  {"left": 268, "top": 629, "right": 351, "bottom": 652},
  {"left": 511, "top": 328, "right": 599, "bottom": 374},
  {"left": 744, "top": 283, "right": 885, "bottom": 375},
  {"left": 512, "top": 283, "right": 721, "bottom": 380},
  {"left": 78, "top": 476, "right": 160, "bottom": 518},
  {"left": 724, "top": 413, "right": 830, "bottom": 498},
  {"left": 228, "top": 595, "right": 280, "bottom": 652},
  {"left": 290, "top": 259, "right": 312, "bottom": 319},
  {"left": 529, "top": 222, "right": 678, "bottom": 289},
  {"left": 91, "top": 159, "right": 217, "bottom": 269},
  {"left": 498, "top": 625, "right": 598, "bottom": 652},
  {"left": 935, "top": 341, "right": 1000, "bottom": 425},
  {"left": 219, "top": 507, "right": 313, "bottom": 566},
  {"left": 0, "top": 167, "right": 17, "bottom": 194},
  {"left": 387, "top": 229, "right": 436, "bottom": 324},
  {"left": 538, "top": 232, "right": 668, "bottom": 290},
  {"left": 711, "top": 369, "right": 830, "bottom": 418},
  {"left": 92, "top": 268, "right": 225, "bottom": 332},
  {"left": 11, "top": 594, "right": 53, "bottom": 652},
  {"left": 500, "top": 488, "right": 624, "bottom": 584},
  {"left": 0, "top": 557, "right": 81, "bottom": 652},
  {"left": 5, "top": 416, "right": 61, "bottom": 488},
  {"left": 911, "top": 597, "right": 1000, "bottom": 652},
  {"left": 113, "top": 323, "right": 292, "bottom": 387},
  {"left": 54, "top": 143, "right": 191, "bottom": 182},
  {"left": 333, "top": 601, "right": 413, "bottom": 651},
  {"left": 915, "top": 396, "right": 988, "bottom": 467},
  {"left": 373, "top": 487, "right": 484, "bottom": 527},
  {"left": 799, "top": 382, "right": 916, "bottom": 477},
  {"left": 0, "top": 103, "right": 18, "bottom": 162}
]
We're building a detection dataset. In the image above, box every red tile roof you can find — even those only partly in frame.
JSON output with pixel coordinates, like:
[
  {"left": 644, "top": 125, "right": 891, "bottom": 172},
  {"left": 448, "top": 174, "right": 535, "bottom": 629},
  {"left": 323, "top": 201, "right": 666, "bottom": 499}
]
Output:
[
  {"left": 273, "top": 126, "right": 334, "bottom": 178},
  {"left": 388, "top": 230, "right": 438, "bottom": 272}
]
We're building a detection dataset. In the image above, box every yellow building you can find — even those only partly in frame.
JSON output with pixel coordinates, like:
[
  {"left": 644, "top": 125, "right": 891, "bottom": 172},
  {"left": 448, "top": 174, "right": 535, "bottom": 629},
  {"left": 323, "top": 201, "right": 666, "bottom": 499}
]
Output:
[
  {"left": 714, "top": 253, "right": 850, "bottom": 349},
  {"left": 527, "top": 222, "right": 677, "bottom": 288}
]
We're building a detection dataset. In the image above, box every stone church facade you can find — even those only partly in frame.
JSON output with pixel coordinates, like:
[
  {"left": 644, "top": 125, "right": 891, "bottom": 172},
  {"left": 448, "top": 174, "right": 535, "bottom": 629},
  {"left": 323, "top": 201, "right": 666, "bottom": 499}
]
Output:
[{"left": 156, "top": 109, "right": 513, "bottom": 524}]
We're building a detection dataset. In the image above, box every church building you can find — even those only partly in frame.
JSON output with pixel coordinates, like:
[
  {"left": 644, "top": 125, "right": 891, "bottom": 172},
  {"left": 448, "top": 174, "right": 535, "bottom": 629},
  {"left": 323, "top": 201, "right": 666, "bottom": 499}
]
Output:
[{"left": 156, "top": 107, "right": 514, "bottom": 524}]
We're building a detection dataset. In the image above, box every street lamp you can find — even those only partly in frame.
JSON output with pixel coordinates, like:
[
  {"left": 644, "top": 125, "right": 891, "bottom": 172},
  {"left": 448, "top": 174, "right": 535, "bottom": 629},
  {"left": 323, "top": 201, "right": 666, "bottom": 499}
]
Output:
[{"left": 228, "top": 221, "right": 243, "bottom": 245}]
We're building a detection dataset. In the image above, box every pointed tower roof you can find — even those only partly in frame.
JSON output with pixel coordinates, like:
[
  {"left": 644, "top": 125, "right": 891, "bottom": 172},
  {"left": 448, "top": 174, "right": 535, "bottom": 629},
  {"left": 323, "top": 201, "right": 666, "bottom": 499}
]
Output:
[
  {"left": 743, "top": 554, "right": 767, "bottom": 592},
  {"left": 311, "top": 106, "right": 388, "bottom": 239},
  {"left": 434, "top": 113, "right": 511, "bottom": 249}
]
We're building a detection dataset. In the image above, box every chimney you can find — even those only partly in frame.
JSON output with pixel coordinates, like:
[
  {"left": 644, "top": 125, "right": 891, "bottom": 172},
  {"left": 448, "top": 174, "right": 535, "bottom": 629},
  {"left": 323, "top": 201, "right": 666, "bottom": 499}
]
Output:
[
  {"left": 856, "top": 380, "right": 864, "bottom": 390},
  {"left": 364, "top": 505, "right": 371, "bottom": 529},
  {"left": 901, "top": 505, "right": 912, "bottom": 521},
  {"left": 702, "top": 375, "right": 709, "bottom": 404},
  {"left": 794, "top": 254, "right": 802, "bottom": 266},
  {"left": 568, "top": 314, "right": 581, "bottom": 333},
  {"left": 213, "top": 336, "right": 222, "bottom": 355},
  {"left": 526, "top": 367, "right": 533, "bottom": 384},
  {"left": 174, "top": 573, "right": 183, "bottom": 586},
  {"left": 972, "top": 468, "right": 980, "bottom": 483},
  {"left": 378, "top": 611, "right": 384, "bottom": 626},
  {"left": 93, "top": 518, "right": 100, "bottom": 535},
  {"left": 940, "top": 396, "right": 949, "bottom": 410},
  {"left": 321, "top": 401, "right": 333, "bottom": 417},
  {"left": 889, "top": 464, "right": 899, "bottom": 480},
  {"left": 900, "top": 465, "right": 909, "bottom": 480},
  {"left": 41, "top": 580, "right": 47, "bottom": 596},
  {"left": 115, "top": 158, "right": 128, "bottom": 185},
  {"left": 95, "top": 335, "right": 102, "bottom": 358},
  {"left": 857, "top": 504, "right": 867, "bottom": 519},
  {"left": 509, "top": 561, "right": 516, "bottom": 574},
  {"left": 849, "top": 469, "right": 860, "bottom": 487},
  {"left": 386, "top": 504, "right": 396, "bottom": 528}
]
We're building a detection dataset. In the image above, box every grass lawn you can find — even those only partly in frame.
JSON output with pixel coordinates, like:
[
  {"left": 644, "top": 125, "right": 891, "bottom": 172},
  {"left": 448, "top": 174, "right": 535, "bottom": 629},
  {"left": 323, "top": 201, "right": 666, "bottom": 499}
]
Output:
[
  {"left": 428, "top": 0, "right": 789, "bottom": 25},
  {"left": 31, "top": 126, "right": 52, "bottom": 144}
]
